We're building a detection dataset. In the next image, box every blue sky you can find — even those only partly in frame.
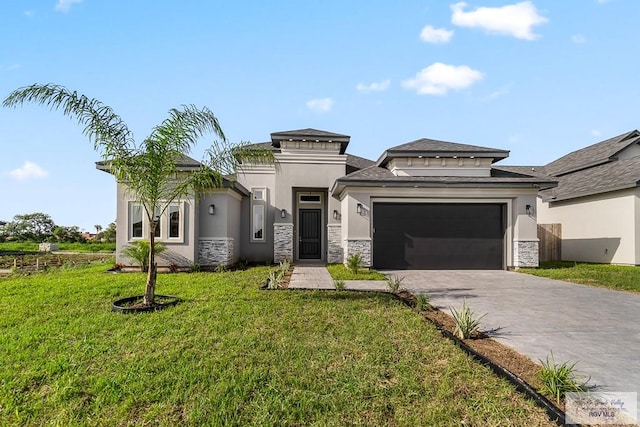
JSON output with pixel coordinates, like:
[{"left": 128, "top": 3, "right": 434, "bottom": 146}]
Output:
[{"left": 1, "top": 0, "right": 639, "bottom": 231}]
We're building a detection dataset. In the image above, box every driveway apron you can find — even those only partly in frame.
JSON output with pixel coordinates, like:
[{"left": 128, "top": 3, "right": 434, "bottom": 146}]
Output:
[{"left": 384, "top": 270, "right": 640, "bottom": 401}]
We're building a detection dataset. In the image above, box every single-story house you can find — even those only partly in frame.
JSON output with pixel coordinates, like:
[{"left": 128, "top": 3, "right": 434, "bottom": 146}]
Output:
[
  {"left": 98, "top": 128, "right": 557, "bottom": 270},
  {"left": 534, "top": 130, "right": 640, "bottom": 265}
]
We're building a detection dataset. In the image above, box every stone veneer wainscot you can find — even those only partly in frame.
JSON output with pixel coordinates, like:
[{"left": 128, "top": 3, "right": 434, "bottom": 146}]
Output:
[
  {"left": 345, "top": 238, "right": 371, "bottom": 267},
  {"left": 513, "top": 240, "right": 539, "bottom": 268},
  {"left": 274, "top": 223, "right": 294, "bottom": 263},
  {"left": 198, "top": 238, "right": 234, "bottom": 266},
  {"left": 327, "top": 224, "right": 343, "bottom": 264}
]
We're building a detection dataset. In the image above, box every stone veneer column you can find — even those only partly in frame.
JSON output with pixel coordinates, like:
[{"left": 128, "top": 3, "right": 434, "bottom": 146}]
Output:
[
  {"left": 198, "top": 238, "right": 234, "bottom": 266},
  {"left": 345, "top": 239, "right": 372, "bottom": 267},
  {"left": 274, "top": 223, "right": 294, "bottom": 263},
  {"left": 327, "top": 224, "right": 343, "bottom": 264},
  {"left": 513, "top": 240, "right": 539, "bottom": 268}
]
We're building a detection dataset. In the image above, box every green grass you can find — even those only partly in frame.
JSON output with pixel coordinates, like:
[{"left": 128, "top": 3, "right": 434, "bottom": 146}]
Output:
[
  {"left": 326, "top": 263, "right": 388, "bottom": 280},
  {"left": 520, "top": 261, "right": 640, "bottom": 293},
  {"left": 0, "top": 242, "right": 115, "bottom": 253},
  {"left": 0, "top": 263, "right": 554, "bottom": 426}
]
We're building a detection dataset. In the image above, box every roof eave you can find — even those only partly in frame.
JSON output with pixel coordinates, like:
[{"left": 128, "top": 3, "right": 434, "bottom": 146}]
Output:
[
  {"left": 376, "top": 150, "right": 509, "bottom": 167},
  {"left": 332, "top": 178, "right": 556, "bottom": 198},
  {"left": 542, "top": 182, "right": 640, "bottom": 203}
]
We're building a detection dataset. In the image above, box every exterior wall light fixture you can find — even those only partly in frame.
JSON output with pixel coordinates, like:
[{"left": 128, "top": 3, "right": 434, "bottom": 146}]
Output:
[
  {"left": 356, "top": 203, "right": 363, "bottom": 215},
  {"left": 525, "top": 204, "right": 534, "bottom": 216},
  {"left": 281, "top": 208, "right": 287, "bottom": 218},
  {"left": 208, "top": 204, "right": 215, "bottom": 215},
  {"left": 333, "top": 209, "right": 339, "bottom": 220}
]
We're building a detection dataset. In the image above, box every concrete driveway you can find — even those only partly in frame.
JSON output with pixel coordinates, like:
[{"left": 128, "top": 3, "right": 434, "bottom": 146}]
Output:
[{"left": 384, "top": 270, "right": 640, "bottom": 398}]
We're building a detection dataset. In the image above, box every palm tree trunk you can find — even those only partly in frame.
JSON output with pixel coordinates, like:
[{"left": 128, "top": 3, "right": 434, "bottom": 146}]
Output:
[{"left": 143, "top": 221, "right": 157, "bottom": 305}]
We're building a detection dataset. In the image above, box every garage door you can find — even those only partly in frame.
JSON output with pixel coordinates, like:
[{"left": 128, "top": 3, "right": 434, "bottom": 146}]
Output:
[{"left": 372, "top": 203, "right": 505, "bottom": 270}]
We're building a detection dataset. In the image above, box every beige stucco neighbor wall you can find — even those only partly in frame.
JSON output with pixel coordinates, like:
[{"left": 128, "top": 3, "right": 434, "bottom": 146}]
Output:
[
  {"left": 537, "top": 188, "right": 637, "bottom": 264},
  {"left": 115, "top": 183, "right": 197, "bottom": 267},
  {"left": 338, "top": 186, "right": 540, "bottom": 269}
]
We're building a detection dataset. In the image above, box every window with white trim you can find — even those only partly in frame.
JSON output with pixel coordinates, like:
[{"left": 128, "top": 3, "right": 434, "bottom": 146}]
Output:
[
  {"left": 130, "top": 203, "right": 143, "bottom": 239},
  {"left": 168, "top": 204, "right": 180, "bottom": 238},
  {"left": 127, "top": 201, "right": 184, "bottom": 242},
  {"left": 251, "top": 188, "right": 266, "bottom": 242}
]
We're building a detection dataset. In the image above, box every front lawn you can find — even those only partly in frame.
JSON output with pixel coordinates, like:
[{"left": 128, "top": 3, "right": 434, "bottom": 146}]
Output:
[
  {"left": 520, "top": 261, "right": 640, "bottom": 294},
  {"left": 326, "top": 263, "right": 388, "bottom": 280},
  {"left": 0, "top": 263, "right": 553, "bottom": 426}
]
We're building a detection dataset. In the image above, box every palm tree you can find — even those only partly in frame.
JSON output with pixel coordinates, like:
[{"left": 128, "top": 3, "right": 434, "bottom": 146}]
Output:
[{"left": 4, "top": 83, "right": 275, "bottom": 306}]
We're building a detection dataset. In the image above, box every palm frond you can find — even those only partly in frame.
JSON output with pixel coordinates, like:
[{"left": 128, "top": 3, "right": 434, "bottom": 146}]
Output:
[{"left": 3, "top": 83, "right": 133, "bottom": 155}]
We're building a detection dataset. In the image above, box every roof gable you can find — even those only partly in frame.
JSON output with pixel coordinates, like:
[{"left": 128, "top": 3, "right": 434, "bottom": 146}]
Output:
[
  {"left": 376, "top": 138, "right": 509, "bottom": 166},
  {"left": 544, "top": 130, "right": 640, "bottom": 176}
]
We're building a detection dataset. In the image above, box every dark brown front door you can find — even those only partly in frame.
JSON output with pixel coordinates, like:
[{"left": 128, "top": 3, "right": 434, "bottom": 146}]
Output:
[{"left": 299, "top": 209, "right": 321, "bottom": 259}]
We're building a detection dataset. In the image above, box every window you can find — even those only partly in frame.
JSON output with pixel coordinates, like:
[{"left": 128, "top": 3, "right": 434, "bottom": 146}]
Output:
[
  {"left": 253, "top": 205, "right": 264, "bottom": 240},
  {"left": 130, "top": 203, "right": 143, "bottom": 239},
  {"left": 168, "top": 205, "right": 180, "bottom": 238},
  {"left": 251, "top": 188, "right": 266, "bottom": 242},
  {"left": 299, "top": 194, "right": 321, "bottom": 203},
  {"left": 127, "top": 201, "right": 184, "bottom": 242},
  {"left": 153, "top": 206, "right": 162, "bottom": 238}
]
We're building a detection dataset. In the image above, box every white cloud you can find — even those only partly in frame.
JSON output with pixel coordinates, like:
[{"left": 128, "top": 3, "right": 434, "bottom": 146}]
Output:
[
  {"left": 55, "top": 0, "right": 83, "bottom": 13},
  {"left": 24, "top": 10, "right": 35, "bottom": 17},
  {"left": 7, "top": 162, "right": 49, "bottom": 181},
  {"left": 420, "top": 25, "right": 454, "bottom": 43},
  {"left": 597, "top": 0, "right": 612, "bottom": 3},
  {"left": 484, "top": 83, "right": 513, "bottom": 100},
  {"left": 306, "top": 98, "right": 333, "bottom": 113},
  {"left": 402, "top": 62, "right": 484, "bottom": 96},
  {"left": 1, "top": 64, "right": 20, "bottom": 71},
  {"left": 451, "top": 1, "right": 548, "bottom": 40},
  {"left": 571, "top": 34, "right": 587, "bottom": 44},
  {"left": 356, "top": 79, "right": 391, "bottom": 93},
  {"left": 591, "top": 129, "right": 602, "bottom": 136}
]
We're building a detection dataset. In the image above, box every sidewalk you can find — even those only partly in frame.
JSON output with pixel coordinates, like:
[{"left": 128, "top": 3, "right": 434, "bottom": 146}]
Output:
[{"left": 288, "top": 264, "right": 387, "bottom": 291}]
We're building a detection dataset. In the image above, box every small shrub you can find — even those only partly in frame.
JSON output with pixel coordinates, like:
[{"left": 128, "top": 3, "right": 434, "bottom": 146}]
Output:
[
  {"left": 214, "top": 264, "right": 228, "bottom": 273},
  {"left": 334, "top": 279, "right": 346, "bottom": 291},
  {"left": 450, "top": 299, "right": 486, "bottom": 339},
  {"left": 267, "top": 269, "right": 285, "bottom": 290},
  {"left": 236, "top": 259, "right": 248, "bottom": 270},
  {"left": 346, "top": 253, "right": 362, "bottom": 275},
  {"left": 415, "top": 294, "right": 430, "bottom": 311},
  {"left": 121, "top": 240, "right": 166, "bottom": 272},
  {"left": 538, "top": 352, "right": 591, "bottom": 403},
  {"left": 168, "top": 263, "right": 180, "bottom": 273},
  {"left": 111, "top": 263, "right": 124, "bottom": 271},
  {"left": 387, "top": 275, "right": 404, "bottom": 293},
  {"left": 278, "top": 259, "right": 291, "bottom": 274},
  {"left": 190, "top": 263, "right": 201, "bottom": 273}
]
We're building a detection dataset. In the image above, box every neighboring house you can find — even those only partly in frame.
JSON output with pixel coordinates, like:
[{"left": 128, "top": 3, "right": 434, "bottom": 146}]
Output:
[
  {"left": 98, "top": 128, "right": 556, "bottom": 270},
  {"left": 535, "top": 130, "right": 640, "bottom": 265}
]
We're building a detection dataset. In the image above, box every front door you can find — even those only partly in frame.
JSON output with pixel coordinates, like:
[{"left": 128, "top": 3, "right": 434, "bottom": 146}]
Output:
[{"left": 299, "top": 209, "right": 321, "bottom": 259}]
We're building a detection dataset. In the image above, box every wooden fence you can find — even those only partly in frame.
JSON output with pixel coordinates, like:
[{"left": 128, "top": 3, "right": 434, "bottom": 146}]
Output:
[{"left": 537, "top": 223, "right": 561, "bottom": 262}]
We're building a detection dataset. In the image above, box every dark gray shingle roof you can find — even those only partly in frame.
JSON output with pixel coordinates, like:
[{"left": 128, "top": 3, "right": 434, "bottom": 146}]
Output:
[
  {"left": 376, "top": 138, "right": 509, "bottom": 166},
  {"left": 270, "top": 128, "right": 350, "bottom": 141},
  {"left": 540, "top": 156, "right": 640, "bottom": 202},
  {"left": 346, "top": 154, "right": 375, "bottom": 174},
  {"left": 544, "top": 130, "right": 640, "bottom": 176}
]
